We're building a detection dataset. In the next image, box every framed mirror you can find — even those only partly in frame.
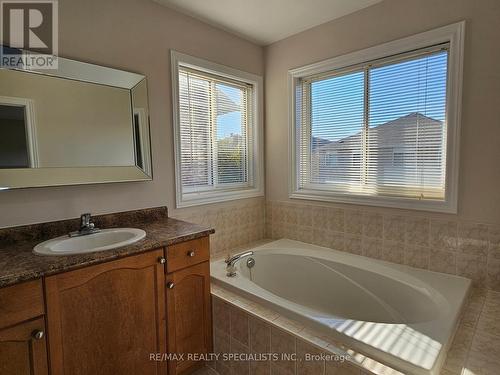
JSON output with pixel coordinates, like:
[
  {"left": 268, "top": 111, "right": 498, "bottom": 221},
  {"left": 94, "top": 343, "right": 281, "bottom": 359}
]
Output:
[{"left": 0, "top": 51, "right": 152, "bottom": 189}]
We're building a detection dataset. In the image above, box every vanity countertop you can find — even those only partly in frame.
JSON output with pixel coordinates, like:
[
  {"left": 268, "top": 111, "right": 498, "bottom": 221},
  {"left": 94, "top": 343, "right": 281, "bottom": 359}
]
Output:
[{"left": 0, "top": 208, "right": 214, "bottom": 288}]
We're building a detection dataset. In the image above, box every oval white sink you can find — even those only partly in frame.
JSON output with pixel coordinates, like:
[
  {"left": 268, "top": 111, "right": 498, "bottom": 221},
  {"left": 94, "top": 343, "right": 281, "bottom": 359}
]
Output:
[{"left": 33, "top": 228, "right": 146, "bottom": 256}]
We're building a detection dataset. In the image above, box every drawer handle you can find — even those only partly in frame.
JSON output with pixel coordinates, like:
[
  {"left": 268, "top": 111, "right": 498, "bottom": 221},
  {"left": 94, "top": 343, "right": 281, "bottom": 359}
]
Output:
[
  {"left": 167, "top": 282, "right": 175, "bottom": 289},
  {"left": 158, "top": 257, "right": 166, "bottom": 264},
  {"left": 187, "top": 250, "right": 196, "bottom": 257},
  {"left": 32, "top": 330, "right": 44, "bottom": 340}
]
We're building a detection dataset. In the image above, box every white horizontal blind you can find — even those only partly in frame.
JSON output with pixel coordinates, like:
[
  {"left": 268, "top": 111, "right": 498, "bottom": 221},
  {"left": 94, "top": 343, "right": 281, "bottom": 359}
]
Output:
[
  {"left": 297, "top": 45, "right": 449, "bottom": 201},
  {"left": 178, "top": 67, "right": 252, "bottom": 192}
]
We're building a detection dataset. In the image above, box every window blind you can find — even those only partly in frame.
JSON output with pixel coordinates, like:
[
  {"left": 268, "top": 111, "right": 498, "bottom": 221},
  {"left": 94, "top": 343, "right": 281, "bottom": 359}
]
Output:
[
  {"left": 178, "top": 67, "right": 252, "bottom": 192},
  {"left": 297, "top": 45, "right": 449, "bottom": 201}
]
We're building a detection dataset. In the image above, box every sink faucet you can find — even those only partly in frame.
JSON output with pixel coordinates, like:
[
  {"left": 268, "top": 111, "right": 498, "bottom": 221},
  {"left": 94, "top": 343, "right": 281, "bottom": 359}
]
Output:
[
  {"left": 69, "top": 213, "right": 100, "bottom": 237},
  {"left": 225, "top": 250, "right": 254, "bottom": 277}
]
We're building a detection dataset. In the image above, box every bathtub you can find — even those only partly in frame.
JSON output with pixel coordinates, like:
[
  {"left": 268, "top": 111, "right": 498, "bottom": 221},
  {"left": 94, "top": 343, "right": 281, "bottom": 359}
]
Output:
[{"left": 211, "top": 239, "right": 471, "bottom": 375}]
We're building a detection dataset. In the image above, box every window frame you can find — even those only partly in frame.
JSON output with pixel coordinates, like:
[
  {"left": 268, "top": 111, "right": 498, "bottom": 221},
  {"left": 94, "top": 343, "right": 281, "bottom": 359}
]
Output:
[
  {"left": 288, "top": 22, "right": 465, "bottom": 213},
  {"left": 171, "top": 50, "right": 264, "bottom": 208}
]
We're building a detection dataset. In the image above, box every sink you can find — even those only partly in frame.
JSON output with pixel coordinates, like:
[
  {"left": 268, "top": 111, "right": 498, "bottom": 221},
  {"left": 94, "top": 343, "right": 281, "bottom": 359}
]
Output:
[{"left": 33, "top": 228, "right": 146, "bottom": 256}]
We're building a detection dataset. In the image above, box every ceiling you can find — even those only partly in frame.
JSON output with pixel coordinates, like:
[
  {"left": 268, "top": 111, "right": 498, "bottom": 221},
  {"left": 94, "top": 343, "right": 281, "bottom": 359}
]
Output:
[{"left": 154, "top": 0, "right": 383, "bottom": 45}]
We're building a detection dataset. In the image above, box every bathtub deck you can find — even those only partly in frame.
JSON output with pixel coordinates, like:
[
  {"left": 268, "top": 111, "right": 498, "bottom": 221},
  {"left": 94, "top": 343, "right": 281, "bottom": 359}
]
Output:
[{"left": 210, "top": 283, "right": 500, "bottom": 375}]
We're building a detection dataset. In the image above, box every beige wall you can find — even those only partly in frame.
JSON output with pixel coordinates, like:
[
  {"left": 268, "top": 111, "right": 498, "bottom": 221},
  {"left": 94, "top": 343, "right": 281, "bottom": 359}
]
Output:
[
  {"left": 0, "top": 69, "right": 135, "bottom": 167},
  {"left": 3, "top": 0, "right": 500, "bottom": 232},
  {"left": 0, "top": 0, "right": 264, "bottom": 228},
  {"left": 265, "top": 0, "right": 500, "bottom": 225}
]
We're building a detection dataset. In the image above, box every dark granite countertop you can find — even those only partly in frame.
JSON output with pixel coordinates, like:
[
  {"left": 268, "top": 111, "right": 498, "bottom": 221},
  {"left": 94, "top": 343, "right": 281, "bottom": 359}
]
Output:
[{"left": 0, "top": 207, "right": 214, "bottom": 288}]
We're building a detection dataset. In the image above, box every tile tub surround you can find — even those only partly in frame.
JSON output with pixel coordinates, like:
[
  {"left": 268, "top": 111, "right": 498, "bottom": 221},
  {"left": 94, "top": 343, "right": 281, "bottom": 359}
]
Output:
[
  {"left": 0, "top": 207, "right": 214, "bottom": 288},
  {"left": 211, "top": 284, "right": 378, "bottom": 375},
  {"left": 266, "top": 201, "right": 500, "bottom": 291},
  {"left": 172, "top": 197, "right": 266, "bottom": 258},
  {"left": 211, "top": 284, "right": 500, "bottom": 375}
]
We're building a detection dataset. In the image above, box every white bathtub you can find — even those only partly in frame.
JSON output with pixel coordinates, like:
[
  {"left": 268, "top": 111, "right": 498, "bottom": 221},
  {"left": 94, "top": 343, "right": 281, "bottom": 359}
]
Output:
[{"left": 211, "top": 239, "right": 471, "bottom": 375}]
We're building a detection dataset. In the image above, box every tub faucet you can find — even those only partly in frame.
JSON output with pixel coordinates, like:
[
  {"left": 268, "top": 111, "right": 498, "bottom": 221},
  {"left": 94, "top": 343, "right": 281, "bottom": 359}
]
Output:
[
  {"left": 225, "top": 251, "right": 254, "bottom": 277},
  {"left": 69, "top": 213, "right": 100, "bottom": 237}
]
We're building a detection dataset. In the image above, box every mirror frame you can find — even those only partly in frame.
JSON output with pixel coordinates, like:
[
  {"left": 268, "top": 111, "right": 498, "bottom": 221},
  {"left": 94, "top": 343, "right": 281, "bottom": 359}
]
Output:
[{"left": 0, "top": 50, "right": 153, "bottom": 189}]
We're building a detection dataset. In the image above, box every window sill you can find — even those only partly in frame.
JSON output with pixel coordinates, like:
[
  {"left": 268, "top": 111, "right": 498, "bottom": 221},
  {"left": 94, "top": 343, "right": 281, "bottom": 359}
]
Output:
[
  {"left": 289, "top": 189, "right": 457, "bottom": 214},
  {"left": 177, "top": 187, "right": 264, "bottom": 208}
]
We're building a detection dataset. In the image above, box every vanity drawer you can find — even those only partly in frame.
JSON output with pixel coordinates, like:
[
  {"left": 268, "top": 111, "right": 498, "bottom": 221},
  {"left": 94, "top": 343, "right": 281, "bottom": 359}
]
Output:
[
  {"left": 167, "top": 236, "right": 209, "bottom": 273},
  {"left": 0, "top": 279, "right": 44, "bottom": 329}
]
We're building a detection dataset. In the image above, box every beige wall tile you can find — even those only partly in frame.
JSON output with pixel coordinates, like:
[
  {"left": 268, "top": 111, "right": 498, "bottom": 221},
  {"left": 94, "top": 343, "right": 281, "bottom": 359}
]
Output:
[
  {"left": 345, "top": 210, "right": 363, "bottom": 235},
  {"left": 297, "top": 206, "right": 313, "bottom": 227},
  {"left": 430, "top": 219, "right": 458, "bottom": 251},
  {"left": 230, "top": 337, "right": 250, "bottom": 375},
  {"left": 296, "top": 339, "right": 325, "bottom": 375},
  {"left": 250, "top": 316, "right": 271, "bottom": 354},
  {"left": 488, "top": 225, "right": 500, "bottom": 254},
  {"left": 405, "top": 217, "right": 430, "bottom": 247},
  {"left": 457, "top": 253, "right": 487, "bottom": 286},
  {"left": 214, "top": 328, "right": 231, "bottom": 374},
  {"left": 271, "top": 362, "right": 295, "bottom": 375},
  {"left": 329, "top": 208, "right": 345, "bottom": 233},
  {"left": 487, "top": 258, "right": 500, "bottom": 292},
  {"left": 312, "top": 229, "right": 331, "bottom": 248},
  {"left": 283, "top": 204, "right": 299, "bottom": 225},
  {"left": 251, "top": 360, "right": 271, "bottom": 375},
  {"left": 483, "top": 290, "right": 500, "bottom": 315},
  {"left": 443, "top": 325, "right": 474, "bottom": 373},
  {"left": 429, "top": 249, "right": 457, "bottom": 275},
  {"left": 331, "top": 232, "right": 345, "bottom": 252},
  {"left": 231, "top": 306, "right": 250, "bottom": 346},
  {"left": 381, "top": 240, "right": 404, "bottom": 264},
  {"left": 214, "top": 328, "right": 231, "bottom": 356},
  {"left": 271, "top": 328, "right": 297, "bottom": 374},
  {"left": 215, "top": 361, "right": 231, "bottom": 375},
  {"left": 404, "top": 245, "right": 430, "bottom": 269},
  {"left": 213, "top": 297, "right": 231, "bottom": 334},
  {"left": 344, "top": 235, "right": 362, "bottom": 255},
  {"left": 362, "top": 237, "right": 383, "bottom": 260},
  {"left": 362, "top": 212, "right": 383, "bottom": 239},
  {"left": 466, "top": 331, "right": 500, "bottom": 374},
  {"left": 458, "top": 222, "right": 489, "bottom": 256},
  {"left": 383, "top": 215, "right": 406, "bottom": 243},
  {"left": 313, "top": 207, "right": 330, "bottom": 230}
]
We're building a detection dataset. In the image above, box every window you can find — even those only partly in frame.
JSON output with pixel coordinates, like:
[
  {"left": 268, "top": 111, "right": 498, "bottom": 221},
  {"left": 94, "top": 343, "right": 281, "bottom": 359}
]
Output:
[
  {"left": 289, "top": 22, "right": 464, "bottom": 213},
  {"left": 171, "top": 51, "right": 263, "bottom": 207}
]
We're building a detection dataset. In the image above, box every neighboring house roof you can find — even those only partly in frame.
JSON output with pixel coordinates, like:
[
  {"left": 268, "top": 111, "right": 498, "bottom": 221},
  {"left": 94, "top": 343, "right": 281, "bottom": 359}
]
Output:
[{"left": 312, "top": 112, "right": 443, "bottom": 153}]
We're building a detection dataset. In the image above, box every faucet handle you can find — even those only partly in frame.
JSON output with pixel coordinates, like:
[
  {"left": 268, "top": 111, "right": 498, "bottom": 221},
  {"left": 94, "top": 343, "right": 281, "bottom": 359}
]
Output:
[{"left": 79, "top": 213, "right": 93, "bottom": 229}]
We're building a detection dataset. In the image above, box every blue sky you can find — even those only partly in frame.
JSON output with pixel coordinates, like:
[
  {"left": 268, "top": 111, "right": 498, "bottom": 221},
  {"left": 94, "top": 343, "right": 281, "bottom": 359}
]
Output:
[
  {"left": 311, "top": 51, "right": 448, "bottom": 141},
  {"left": 212, "top": 51, "right": 448, "bottom": 142},
  {"left": 216, "top": 84, "right": 243, "bottom": 139}
]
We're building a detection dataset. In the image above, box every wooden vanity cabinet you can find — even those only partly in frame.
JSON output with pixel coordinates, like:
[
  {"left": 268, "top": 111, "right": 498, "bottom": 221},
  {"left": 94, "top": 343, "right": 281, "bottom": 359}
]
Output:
[
  {"left": 0, "top": 235, "right": 213, "bottom": 375},
  {"left": 165, "top": 237, "right": 213, "bottom": 375},
  {"left": 0, "top": 280, "right": 48, "bottom": 375},
  {"left": 45, "top": 249, "right": 167, "bottom": 375}
]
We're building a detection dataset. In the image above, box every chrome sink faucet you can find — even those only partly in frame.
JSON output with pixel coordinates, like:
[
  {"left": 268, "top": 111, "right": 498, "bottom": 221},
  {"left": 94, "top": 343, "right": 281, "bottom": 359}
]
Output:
[
  {"left": 225, "top": 250, "right": 254, "bottom": 277},
  {"left": 69, "top": 213, "right": 100, "bottom": 237}
]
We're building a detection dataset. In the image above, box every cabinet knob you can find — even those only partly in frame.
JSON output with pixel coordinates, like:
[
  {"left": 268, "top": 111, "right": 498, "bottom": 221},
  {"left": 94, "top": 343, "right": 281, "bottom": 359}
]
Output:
[
  {"left": 187, "top": 250, "right": 195, "bottom": 257},
  {"left": 166, "top": 282, "right": 175, "bottom": 289},
  {"left": 158, "top": 257, "right": 166, "bottom": 264},
  {"left": 32, "top": 330, "right": 44, "bottom": 340}
]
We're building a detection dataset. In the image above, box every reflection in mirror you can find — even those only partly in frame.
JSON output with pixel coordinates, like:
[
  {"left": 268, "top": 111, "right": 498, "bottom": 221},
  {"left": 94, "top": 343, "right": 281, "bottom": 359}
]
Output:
[
  {"left": 0, "top": 101, "right": 33, "bottom": 168},
  {"left": 0, "top": 55, "right": 152, "bottom": 189},
  {"left": 131, "top": 79, "right": 151, "bottom": 175}
]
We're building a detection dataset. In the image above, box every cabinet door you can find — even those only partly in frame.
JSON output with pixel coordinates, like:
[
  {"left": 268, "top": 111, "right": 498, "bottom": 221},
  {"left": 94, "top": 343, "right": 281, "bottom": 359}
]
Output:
[
  {"left": 0, "top": 317, "right": 48, "bottom": 375},
  {"left": 166, "top": 261, "right": 212, "bottom": 375},
  {"left": 45, "top": 249, "right": 166, "bottom": 375}
]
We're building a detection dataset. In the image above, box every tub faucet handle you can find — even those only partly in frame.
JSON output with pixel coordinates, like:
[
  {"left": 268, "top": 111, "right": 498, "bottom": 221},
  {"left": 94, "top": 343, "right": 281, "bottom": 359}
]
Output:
[{"left": 225, "top": 250, "right": 254, "bottom": 277}]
